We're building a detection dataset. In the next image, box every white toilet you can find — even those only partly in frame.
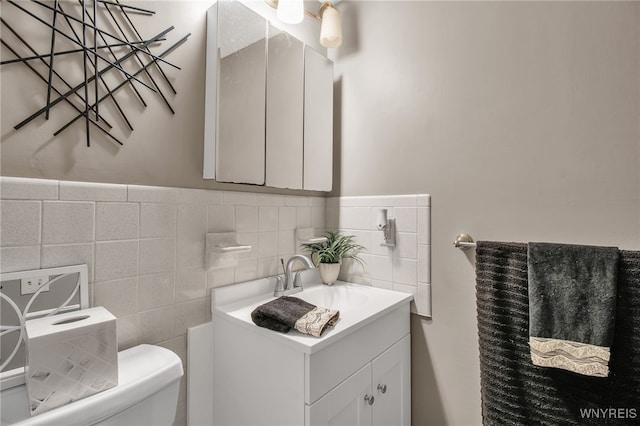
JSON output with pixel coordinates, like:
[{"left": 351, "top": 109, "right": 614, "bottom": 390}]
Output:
[{"left": 0, "top": 344, "right": 184, "bottom": 426}]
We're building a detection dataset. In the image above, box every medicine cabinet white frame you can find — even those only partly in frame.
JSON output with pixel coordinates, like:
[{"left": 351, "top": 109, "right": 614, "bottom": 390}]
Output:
[{"left": 203, "top": 0, "right": 333, "bottom": 192}]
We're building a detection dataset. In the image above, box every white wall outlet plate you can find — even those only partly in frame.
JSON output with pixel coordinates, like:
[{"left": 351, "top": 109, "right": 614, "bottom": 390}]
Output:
[{"left": 20, "top": 276, "right": 51, "bottom": 295}]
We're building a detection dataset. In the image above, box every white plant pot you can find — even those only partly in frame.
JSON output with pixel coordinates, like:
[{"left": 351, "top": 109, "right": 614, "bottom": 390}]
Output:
[{"left": 319, "top": 262, "right": 341, "bottom": 285}]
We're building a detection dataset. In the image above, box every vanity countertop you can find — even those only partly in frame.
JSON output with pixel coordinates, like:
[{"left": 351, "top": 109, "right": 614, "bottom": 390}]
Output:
[{"left": 211, "top": 271, "right": 413, "bottom": 354}]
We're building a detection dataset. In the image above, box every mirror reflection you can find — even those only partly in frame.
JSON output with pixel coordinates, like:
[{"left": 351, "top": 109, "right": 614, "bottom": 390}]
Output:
[
  {"left": 205, "top": 0, "right": 334, "bottom": 191},
  {"left": 266, "top": 26, "right": 304, "bottom": 190},
  {"left": 216, "top": 1, "right": 267, "bottom": 185}
]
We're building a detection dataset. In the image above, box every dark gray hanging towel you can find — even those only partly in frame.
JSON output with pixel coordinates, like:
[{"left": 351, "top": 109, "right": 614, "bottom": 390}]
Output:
[
  {"left": 528, "top": 242, "right": 618, "bottom": 377},
  {"left": 476, "top": 241, "right": 640, "bottom": 425}
]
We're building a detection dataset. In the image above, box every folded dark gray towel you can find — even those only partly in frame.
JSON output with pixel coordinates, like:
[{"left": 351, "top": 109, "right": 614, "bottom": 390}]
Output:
[
  {"left": 527, "top": 242, "right": 619, "bottom": 377},
  {"left": 251, "top": 296, "right": 339, "bottom": 337}
]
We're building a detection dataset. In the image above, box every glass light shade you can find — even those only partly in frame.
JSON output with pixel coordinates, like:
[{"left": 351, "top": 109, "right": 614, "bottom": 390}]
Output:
[
  {"left": 320, "top": 5, "right": 342, "bottom": 48},
  {"left": 277, "top": 0, "right": 304, "bottom": 24}
]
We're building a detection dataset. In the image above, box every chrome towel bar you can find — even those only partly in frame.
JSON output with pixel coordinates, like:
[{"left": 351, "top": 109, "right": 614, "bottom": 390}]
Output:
[{"left": 454, "top": 233, "right": 477, "bottom": 250}]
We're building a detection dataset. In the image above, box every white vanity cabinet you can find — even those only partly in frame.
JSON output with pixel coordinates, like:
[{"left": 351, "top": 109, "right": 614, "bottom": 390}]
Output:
[
  {"left": 210, "top": 279, "right": 412, "bottom": 426},
  {"left": 307, "top": 335, "right": 410, "bottom": 426}
]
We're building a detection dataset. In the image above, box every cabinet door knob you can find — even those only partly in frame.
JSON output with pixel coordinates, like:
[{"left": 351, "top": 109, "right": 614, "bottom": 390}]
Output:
[
  {"left": 377, "top": 384, "right": 387, "bottom": 394},
  {"left": 364, "top": 394, "right": 375, "bottom": 405}
]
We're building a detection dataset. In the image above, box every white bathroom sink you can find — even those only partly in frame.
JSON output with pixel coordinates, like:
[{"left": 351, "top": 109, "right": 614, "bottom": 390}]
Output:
[
  {"left": 296, "top": 281, "right": 369, "bottom": 312},
  {"left": 211, "top": 270, "right": 412, "bottom": 354}
]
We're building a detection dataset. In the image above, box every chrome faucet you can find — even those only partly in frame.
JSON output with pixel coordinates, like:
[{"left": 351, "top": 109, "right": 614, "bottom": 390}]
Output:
[{"left": 274, "top": 255, "right": 315, "bottom": 297}]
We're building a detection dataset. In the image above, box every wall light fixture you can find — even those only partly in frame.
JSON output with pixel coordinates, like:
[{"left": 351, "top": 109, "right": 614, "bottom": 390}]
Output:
[{"left": 265, "top": 0, "right": 343, "bottom": 48}]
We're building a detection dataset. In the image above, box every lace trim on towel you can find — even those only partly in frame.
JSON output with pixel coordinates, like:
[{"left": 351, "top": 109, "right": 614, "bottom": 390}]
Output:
[
  {"left": 294, "top": 307, "right": 339, "bottom": 337},
  {"left": 530, "top": 337, "right": 610, "bottom": 377}
]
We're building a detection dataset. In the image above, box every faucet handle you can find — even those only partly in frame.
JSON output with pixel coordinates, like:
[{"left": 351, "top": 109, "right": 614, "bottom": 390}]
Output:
[
  {"left": 293, "top": 271, "right": 304, "bottom": 289},
  {"left": 272, "top": 275, "right": 285, "bottom": 296}
]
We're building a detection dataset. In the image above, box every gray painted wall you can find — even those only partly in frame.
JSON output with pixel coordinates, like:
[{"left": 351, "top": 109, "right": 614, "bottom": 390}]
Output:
[
  {"left": 2, "top": 1, "right": 640, "bottom": 425},
  {"left": 0, "top": 0, "right": 324, "bottom": 195},
  {"left": 331, "top": 1, "right": 640, "bottom": 425}
]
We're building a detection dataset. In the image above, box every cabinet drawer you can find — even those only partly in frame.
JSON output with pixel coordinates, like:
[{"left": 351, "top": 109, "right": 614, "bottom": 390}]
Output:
[{"left": 305, "top": 303, "right": 410, "bottom": 404}]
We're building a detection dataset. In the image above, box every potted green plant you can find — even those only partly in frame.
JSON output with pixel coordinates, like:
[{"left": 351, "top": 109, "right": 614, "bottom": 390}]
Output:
[{"left": 300, "top": 231, "right": 365, "bottom": 285}]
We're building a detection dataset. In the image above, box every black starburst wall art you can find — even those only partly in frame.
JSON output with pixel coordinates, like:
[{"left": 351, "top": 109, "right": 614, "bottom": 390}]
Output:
[{"left": 1, "top": 0, "right": 190, "bottom": 147}]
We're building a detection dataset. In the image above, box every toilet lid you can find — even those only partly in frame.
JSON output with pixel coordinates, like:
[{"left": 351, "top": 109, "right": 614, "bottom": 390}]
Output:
[{"left": 0, "top": 345, "right": 183, "bottom": 426}]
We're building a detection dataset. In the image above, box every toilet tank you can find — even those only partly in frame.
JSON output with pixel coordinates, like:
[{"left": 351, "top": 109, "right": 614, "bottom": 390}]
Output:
[{"left": 1, "top": 345, "right": 183, "bottom": 426}]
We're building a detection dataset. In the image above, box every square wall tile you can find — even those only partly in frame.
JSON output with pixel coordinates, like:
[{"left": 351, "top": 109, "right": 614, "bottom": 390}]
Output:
[
  {"left": 41, "top": 243, "right": 94, "bottom": 282},
  {"left": 236, "top": 206, "right": 258, "bottom": 232},
  {"left": 138, "top": 306, "right": 174, "bottom": 344},
  {"left": 138, "top": 272, "right": 175, "bottom": 311},
  {"left": 362, "top": 254, "right": 392, "bottom": 281},
  {"left": 393, "top": 207, "right": 417, "bottom": 233},
  {"left": 278, "top": 231, "right": 295, "bottom": 255},
  {"left": 0, "top": 177, "right": 58, "bottom": 200},
  {"left": 177, "top": 205, "right": 207, "bottom": 269},
  {"left": 59, "top": 181, "right": 126, "bottom": 201},
  {"left": 95, "top": 240, "right": 138, "bottom": 282},
  {"left": 42, "top": 201, "right": 94, "bottom": 244},
  {"left": 325, "top": 207, "right": 339, "bottom": 229},
  {"left": 1, "top": 200, "right": 41, "bottom": 246},
  {"left": 258, "top": 257, "right": 278, "bottom": 277},
  {"left": 175, "top": 267, "right": 207, "bottom": 302},
  {"left": 139, "top": 238, "right": 175, "bottom": 275},
  {"left": 174, "top": 298, "right": 208, "bottom": 336},
  {"left": 96, "top": 203, "right": 139, "bottom": 241},
  {"left": 393, "top": 258, "right": 417, "bottom": 285},
  {"left": 296, "top": 207, "right": 312, "bottom": 228},
  {"left": 259, "top": 207, "right": 278, "bottom": 232},
  {"left": 207, "top": 267, "right": 235, "bottom": 289},
  {"left": 340, "top": 207, "right": 371, "bottom": 230},
  {"left": 116, "top": 315, "right": 138, "bottom": 350},
  {"left": 0, "top": 246, "right": 40, "bottom": 273},
  {"left": 311, "top": 206, "right": 325, "bottom": 229},
  {"left": 235, "top": 259, "right": 258, "bottom": 282},
  {"left": 278, "top": 207, "right": 296, "bottom": 231},
  {"left": 93, "top": 277, "right": 138, "bottom": 317},
  {"left": 208, "top": 205, "right": 235, "bottom": 233},
  {"left": 258, "top": 232, "right": 278, "bottom": 258},
  {"left": 347, "top": 230, "right": 372, "bottom": 254},
  {"left": 140, "top": 203, "right": 177, "bottom": 238},
  {"left": 394, "top": 233, "right": 417, "bottom": 260}
]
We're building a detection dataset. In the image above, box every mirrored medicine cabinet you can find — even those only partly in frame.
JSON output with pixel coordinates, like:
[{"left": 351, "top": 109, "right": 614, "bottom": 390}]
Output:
[{"left": 203, "top": 0, "right": 333, "bottom": 191}]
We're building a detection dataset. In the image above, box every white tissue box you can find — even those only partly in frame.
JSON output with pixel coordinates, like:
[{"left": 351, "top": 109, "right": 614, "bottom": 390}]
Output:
[{"left": 24, "top": 306, "right": 118, "bottom": 416}]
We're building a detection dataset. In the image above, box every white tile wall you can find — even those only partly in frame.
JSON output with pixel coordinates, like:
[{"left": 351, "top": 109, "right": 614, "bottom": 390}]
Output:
[
  {"left": 1, "top": 177, "right": 58, "bottom": 200},
  {"left": 1, "top": 200, "right": 41, "bottom": 246},
  {"left": 327, "top": 194, "right": 432, "bottom": 317},
  {"left": 96, "top": 203, "right": 139, "bottom": 241},
  {"left": 42, "top": 202, "right": 95, "bottom": 244},
  {"left": 0, "top": 176, "right": 327, "bottom": 357},
  {"left": 59, "top": 181, "right": 127, "bottom": 201},
  {"left": 0, "top": 177, "right": 432, "bottom": 421}
]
